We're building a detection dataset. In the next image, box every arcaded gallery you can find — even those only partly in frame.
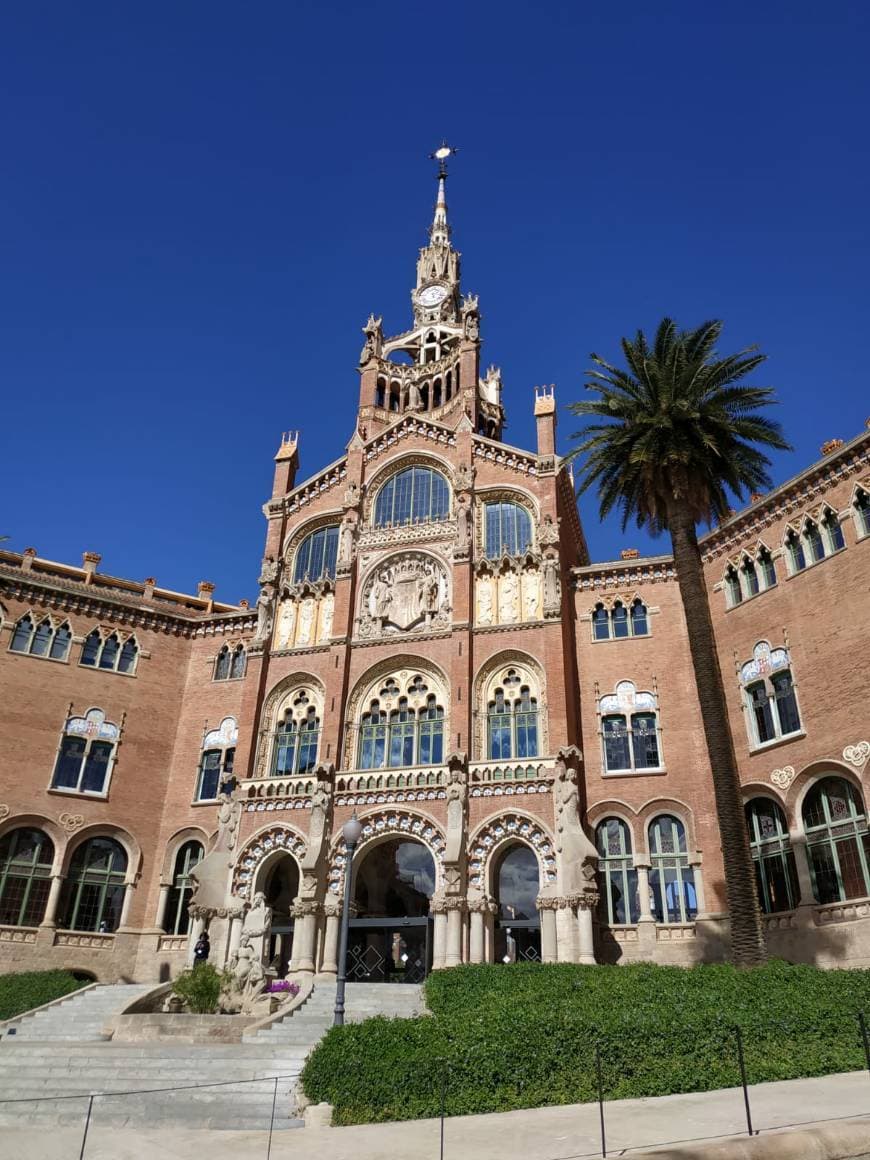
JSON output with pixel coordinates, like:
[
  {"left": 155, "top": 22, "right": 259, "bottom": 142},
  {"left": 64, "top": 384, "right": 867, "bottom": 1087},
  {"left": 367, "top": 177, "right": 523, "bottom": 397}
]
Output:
[{"left": 1, "top": 169, "right": 870, "bottom": 985}]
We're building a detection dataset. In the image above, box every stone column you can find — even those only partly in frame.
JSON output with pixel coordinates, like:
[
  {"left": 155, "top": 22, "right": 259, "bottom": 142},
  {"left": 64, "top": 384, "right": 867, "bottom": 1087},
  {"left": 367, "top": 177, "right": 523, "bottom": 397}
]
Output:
[
  {"left": 538, "top": 899, "right": 558, "bottom": 964},
  {"left": 468, "top": 899, "right": 494, "bottom": 963},
  {"left": 187, "top": 914, "right": 206, "bottom": 965},
  {"left": 445, "top": 899, "right": 465, "bottom": 967},
  {"left": 154, "top": 885, "right": 171, "bottom": 932},
  {"left": 39, "top": 875, "right": 64, "bottom": 929},
  {"left": 118, "top": 881, "right": 135, "bottom": 930},
  {"left": 320, "top": 897, "right": 341, "bottom": 974},
  {"left": 292, "top": 902, "right": 319, "bottom": 974},
  {"left": 576, "top": 897, "right": 597, "bottom": 965},
  {"left": 227, "top": 913, "right": 244, "bottom": 959},
  {"left": 689, "top": 858, "right": 706, "bottom": 916},
  {"left": 790, "top": 831, "right": 816, "bottom": 909},
  {"left": 431, "top": 898, "right": 448, "bottom": 970},
  {"left": 635, "top": 862, "right": 654, "bottom": 922}
]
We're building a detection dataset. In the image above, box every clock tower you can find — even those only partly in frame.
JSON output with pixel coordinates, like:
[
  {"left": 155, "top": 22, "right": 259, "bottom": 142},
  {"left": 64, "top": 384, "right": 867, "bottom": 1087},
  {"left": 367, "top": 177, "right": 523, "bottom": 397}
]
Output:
[{"left": 357, "top": 150, "right": 505, "bottom": 440}]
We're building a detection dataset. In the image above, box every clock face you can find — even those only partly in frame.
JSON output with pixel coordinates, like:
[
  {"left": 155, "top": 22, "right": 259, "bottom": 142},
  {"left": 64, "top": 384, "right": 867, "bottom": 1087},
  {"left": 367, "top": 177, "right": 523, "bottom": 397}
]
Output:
[{"left": 417, "top": 284, "right": 448, "bottom": 308}]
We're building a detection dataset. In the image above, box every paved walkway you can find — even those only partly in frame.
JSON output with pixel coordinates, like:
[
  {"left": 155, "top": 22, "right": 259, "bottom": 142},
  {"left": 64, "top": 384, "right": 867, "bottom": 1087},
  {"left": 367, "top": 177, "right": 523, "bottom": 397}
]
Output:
[{"left": 4, "top": 1070, "right": 870, "bottom": 1159}]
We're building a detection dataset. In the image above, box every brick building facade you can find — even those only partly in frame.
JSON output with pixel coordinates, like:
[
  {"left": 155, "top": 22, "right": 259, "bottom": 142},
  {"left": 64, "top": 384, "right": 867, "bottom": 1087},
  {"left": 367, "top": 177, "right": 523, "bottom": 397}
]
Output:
[{"left": 2, "top": 171, "right": 869, "bottom": 984}]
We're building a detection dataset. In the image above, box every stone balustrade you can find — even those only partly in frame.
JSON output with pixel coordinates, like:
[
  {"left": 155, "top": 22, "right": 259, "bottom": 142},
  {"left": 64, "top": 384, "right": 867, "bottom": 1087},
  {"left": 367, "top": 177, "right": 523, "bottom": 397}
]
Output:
[
  {"left": 0, "top": 924, "right": 37, "bottom": 945},
  {"left": 54, "top": 931, "right": 115, "bottom": 949}
]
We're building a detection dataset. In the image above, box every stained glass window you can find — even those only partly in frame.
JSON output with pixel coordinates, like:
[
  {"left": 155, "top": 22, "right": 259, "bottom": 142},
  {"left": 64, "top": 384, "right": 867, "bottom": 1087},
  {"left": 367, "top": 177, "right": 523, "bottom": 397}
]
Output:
[
  {"left": 483, "top": 502, "right": 533, "bottom": 558},
  {"left": 62, "top": 838, "right": 127, "bottom": 933},
  {"left": 293, "top": 525, "right": 340, "bottom": 583},
  {"left": 745, "top": 799, "right": 799, "bottom": 914},
  {"left": 649, "top": 815, "right": 697, "bottom": 923},
  {"left": 0, "top": 828, "right": 54, "bottom": 927},
  {"left": 596, "top": 819, "right": 639, "bottom": 924},
  {"left": 163, "top": 840, "right": 204, "bottom": 935},
  {"left": 803, "top": 778, "right": 870, "bottom": 904},
  {"left": 373, "top": 467, "right": 450, "bottom": 527}
]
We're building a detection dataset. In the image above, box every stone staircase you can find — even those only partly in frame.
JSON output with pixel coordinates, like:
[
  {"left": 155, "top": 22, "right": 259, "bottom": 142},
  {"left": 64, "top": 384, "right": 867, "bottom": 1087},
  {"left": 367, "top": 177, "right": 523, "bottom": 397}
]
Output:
[
  {"left": 0, "top": 980, "right": 425, "bottom": 1130},
  {"left": 250, "top": 980, "right": 426, "bottom": 1045},
  {"left": 2, "top": 983, "right": 153, "bottom": 1041}
]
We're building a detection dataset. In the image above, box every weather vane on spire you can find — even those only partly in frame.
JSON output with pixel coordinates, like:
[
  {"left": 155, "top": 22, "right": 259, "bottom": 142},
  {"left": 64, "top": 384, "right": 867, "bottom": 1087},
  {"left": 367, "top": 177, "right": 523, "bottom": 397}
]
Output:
[{"left": 429, "top": 142, "right": 458, "bottom": 178}]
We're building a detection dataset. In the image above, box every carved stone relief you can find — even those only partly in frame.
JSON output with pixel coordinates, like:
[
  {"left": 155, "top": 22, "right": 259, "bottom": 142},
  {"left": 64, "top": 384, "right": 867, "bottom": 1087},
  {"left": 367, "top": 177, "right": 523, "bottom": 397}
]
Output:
[
  {"left": 358, "top": 552, "right": 450, "bottom": 638},
  {"left": 475, "top": 558, "right": 543, "bottom": 626},
  {"left": 272, "top": 579, "right": 335, "bottom": 651}
]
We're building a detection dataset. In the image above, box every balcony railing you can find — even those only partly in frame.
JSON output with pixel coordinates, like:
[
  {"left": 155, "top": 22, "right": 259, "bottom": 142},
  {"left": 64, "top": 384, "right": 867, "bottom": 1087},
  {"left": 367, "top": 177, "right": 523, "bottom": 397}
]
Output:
[{"left": 469, "top": 759, "right": 552, "bottom": 798}]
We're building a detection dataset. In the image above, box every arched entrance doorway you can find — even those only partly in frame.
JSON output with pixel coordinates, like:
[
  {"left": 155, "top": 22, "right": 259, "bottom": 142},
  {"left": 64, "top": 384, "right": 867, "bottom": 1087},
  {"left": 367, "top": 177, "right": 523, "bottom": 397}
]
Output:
[
  {"left": 494, "top": 843, "right": 541, "bottom": 963},
  {"left": 261, "top": 854, "right": 299, "bottom": 975},
  {"left": 348, "top": 838, "right": 435, "bottom": 983}
]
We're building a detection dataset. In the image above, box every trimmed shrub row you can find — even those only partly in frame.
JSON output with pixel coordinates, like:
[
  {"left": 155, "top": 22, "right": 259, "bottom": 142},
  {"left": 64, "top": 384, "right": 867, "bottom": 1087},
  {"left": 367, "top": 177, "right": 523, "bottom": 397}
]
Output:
[
  {"left": 301, "top": 961, "right": 870, "bottom": 1125},
  {"left": 0, "top": 970, "right": 89, "bottom": 1021}
]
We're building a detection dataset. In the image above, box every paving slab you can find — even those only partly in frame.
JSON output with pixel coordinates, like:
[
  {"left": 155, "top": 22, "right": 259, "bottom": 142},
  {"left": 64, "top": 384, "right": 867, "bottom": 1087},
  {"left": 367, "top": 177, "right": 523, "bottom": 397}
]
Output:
[{"left": 3, "top": 1069, "right": 870, "bottom": 1159}]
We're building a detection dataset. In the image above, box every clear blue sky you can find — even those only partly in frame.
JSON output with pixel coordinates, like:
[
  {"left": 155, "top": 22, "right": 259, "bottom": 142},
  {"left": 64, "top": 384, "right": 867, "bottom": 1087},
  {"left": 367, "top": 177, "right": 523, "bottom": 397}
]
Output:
[{"left": 2, "top": 2, "right": 867, "bottom": 602}]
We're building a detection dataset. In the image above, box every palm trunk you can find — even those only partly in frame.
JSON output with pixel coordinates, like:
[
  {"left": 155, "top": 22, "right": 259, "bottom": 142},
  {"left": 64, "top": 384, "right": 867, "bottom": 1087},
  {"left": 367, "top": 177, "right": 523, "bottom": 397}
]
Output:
[{"left": 668, "top": 504, "right": 766, "bottom": 967}]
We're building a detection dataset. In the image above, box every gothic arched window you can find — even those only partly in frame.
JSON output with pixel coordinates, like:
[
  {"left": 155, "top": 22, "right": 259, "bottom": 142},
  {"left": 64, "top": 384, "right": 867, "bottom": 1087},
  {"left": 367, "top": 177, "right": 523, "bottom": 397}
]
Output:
[
  {"left": 483, "top": 502, "right": 533, "bottom": 558},
  {"left": 293, "top": 525, "right": 339, "bottom": 583},
  {"left": 486, "top": 670, "right": 539, "bottom": 760},
  {"left": 196, "top": 717, "right": 238, "bottom": 801},
  {"left": 80, "top": 629, "right": 138, "bottom": 674},
  {"left": 598, "top": 682, "right": 661, "bottom": 773},
  {"left": 595, "top": 818, "right": 639, "bottom": 925},
  {"left": 0, "top": 828, "right": 55, "bottom": 927},
  {"left": 757, "top": 546, "right": 777, "bottom": 589},
  {"left": 214, "top": 643, "right": 246, "bottom": 681},
  {"left": 740, "top": 643, "right": 801, "bottom": 749},
  {"left": 163, "top": 840, "right": 204, "bottom": 935},
  {"left": 648, "top": 815, "right": 697, "bottom": 924},
  {"left": 62, "top": 837, "right": 128, "bottom": 933},
  {"left": 821, "top": 508, "right": 845, "bottom": 553},
  {"left": 803, "top": 777, "right": 870, "bottom": 904},
  {"left": 51, "top": 709, "right": 120, "bottom": 795},
  {"left": 271, "top": 704, "right": 321, "bottom": 777},
  {"left": 785, "top": 528, "right": 806, "bottom": 574},
  {"left": 355, "top": 674, "right": 445, "bottom": 770},
  {"left": 373, "top": 466, "right": 450, "bottom": 528},
  {"left": 854, "top": 488, "right": 870, "bottom": 538},
  {"left": 745, "top": 798, "right": 799, "bottom": 914},
  {"left": 10, "top": 614, "right": 72, "bottom": 661}
]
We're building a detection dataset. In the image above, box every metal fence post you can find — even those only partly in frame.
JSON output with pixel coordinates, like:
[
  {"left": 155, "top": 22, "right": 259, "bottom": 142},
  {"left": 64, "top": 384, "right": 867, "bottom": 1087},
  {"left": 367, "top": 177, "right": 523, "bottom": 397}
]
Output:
[
  {"left": 439, "top": 1061, "right": 448, "bottom": 1160},
  {"left": 734, "top": 1026, "right": 754, "bottom": 1137},
  {"left": 858, "top": 1012, "right": 870, "bottom": 1078},
  {"left": 595, "top": 1044, "right": 606, "bottom": 1158},
  {"left": 78, "top": 1094, "right": 94, "bottom": 1160},
  {"left": 266, "top": 1076, "right": 279, "bottom": 1160}
]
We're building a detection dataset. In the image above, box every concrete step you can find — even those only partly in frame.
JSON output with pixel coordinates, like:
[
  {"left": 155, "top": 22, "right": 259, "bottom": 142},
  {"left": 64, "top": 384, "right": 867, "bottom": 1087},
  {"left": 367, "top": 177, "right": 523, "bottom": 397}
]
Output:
[{"left": 4, "top": 984, "right": 155, "bottom": 1042}]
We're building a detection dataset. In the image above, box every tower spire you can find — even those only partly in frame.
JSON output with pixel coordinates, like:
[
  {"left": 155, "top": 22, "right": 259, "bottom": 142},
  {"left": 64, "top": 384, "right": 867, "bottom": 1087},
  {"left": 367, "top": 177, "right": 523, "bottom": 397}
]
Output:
[{"left": 428, "top": 143, "right": 457, "bottom": 247}]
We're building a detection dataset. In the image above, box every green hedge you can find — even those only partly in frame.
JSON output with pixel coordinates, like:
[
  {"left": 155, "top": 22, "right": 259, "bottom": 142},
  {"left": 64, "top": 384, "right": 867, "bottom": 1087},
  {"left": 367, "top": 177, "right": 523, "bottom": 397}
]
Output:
[
  {"left": 301, "top": 961, "right": 870, "bottom": 1125},
  {"left": 0, "top": 970, "right": 89, "bottom": 1021}
]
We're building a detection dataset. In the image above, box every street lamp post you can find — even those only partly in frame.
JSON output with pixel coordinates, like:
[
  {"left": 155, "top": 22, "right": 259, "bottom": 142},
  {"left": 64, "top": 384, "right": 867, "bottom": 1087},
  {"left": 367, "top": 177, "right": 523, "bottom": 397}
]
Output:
[{"left": 333, "top": 812, "right": 363, "bottom": 1027}]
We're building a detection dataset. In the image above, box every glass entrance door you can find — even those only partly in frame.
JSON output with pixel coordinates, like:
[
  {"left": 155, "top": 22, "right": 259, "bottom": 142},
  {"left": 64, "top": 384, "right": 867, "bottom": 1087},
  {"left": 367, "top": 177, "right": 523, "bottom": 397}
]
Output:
[
  {"left": 347, "top": 917, "right": 432, "bottom": 983},
  {"left": 495, "top": 918, "right": 542, "bottom": 963}
]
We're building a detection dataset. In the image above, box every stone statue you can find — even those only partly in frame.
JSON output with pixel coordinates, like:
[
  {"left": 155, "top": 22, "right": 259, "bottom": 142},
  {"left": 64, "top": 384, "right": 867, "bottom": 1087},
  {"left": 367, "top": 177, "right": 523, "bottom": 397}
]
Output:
[
  {"left": 343, "top": 481, "right": 360, "bottom": 508},
  {"left": 539, "top": 514, "right": 560, "bottom": 545},
  {"left": 499, "top": 570, "right": 519, "bottom": 622},
  {"left": 464, "top": 312, "right": 479, "bottom": 341},
  {"left": 275, "top": 598, "right": 297, "bottom": 649},
  {"left": 318, "top": 592, "right": 334, "bottom": 642},
  {"left": 214, "top": 786, "right": 242, "bottom": 854},
  {"left": 408, "top": 380, "right": 422, "bottom": 411},
  {"left": 454, "top": 464, "right": 475, "bottom": 492},
  {"left": 253, "top": 584, "right": 275, "bottom": 643},
  {"left": 242, "top": 891, "right": 272, "bottom": 939},
  {"left": 359, "top": 314, "right": 383, "bottom": 364},
  {"left": 542, "top": 552, "right": 561, "bottom": 612},
  {"left": 477, "top": 574, "right": 494, "bottom": 625},
  {"left": 522, "top": 569, "right": 540, "bottom": 621},
  {"left": 297, "top": 596, "right": 316, "bottom": 646},
  {"left": 258, "top": 556, "right": 279, "bottom": 586},
  {"left": 445, "top": 762, "right": 468, "bottom": 865},
  {"left": 420, "top": 570, "right": 440, "bottom": 617},
  {"left": 553, "top": 751, "right": 598, "bottom": 896},
  {"left": 338, "top": 513, "right": 356, "bottom": 570},
  {"left": 307, "top": 772, "right": 333, "bottom": 860},
  {"left": 455, "top": 497, "right": 471, "bottom": 554},
  {"left": 372, "top": 570, "right": 393, "bottom": 619},
  {"left": 224, "top": 934, "right": 267, "bottom": 1014}
]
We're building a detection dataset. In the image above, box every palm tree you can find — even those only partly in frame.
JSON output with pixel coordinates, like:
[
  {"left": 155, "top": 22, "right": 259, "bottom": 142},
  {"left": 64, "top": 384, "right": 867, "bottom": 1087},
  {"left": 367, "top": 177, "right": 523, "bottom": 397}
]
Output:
[{"left": 567, "top": 318, "right": 791, "bottom": 967}]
